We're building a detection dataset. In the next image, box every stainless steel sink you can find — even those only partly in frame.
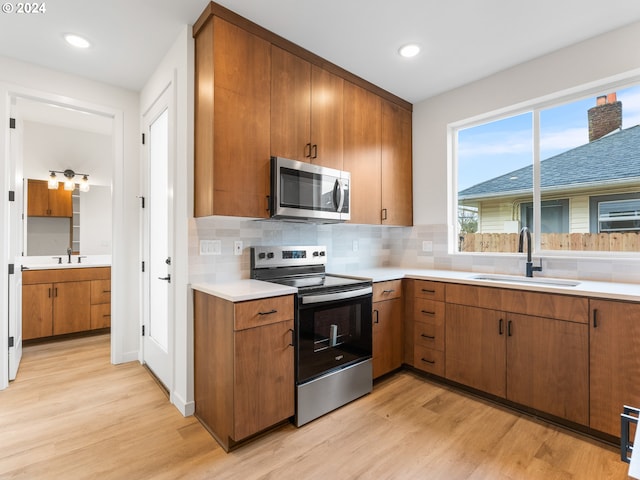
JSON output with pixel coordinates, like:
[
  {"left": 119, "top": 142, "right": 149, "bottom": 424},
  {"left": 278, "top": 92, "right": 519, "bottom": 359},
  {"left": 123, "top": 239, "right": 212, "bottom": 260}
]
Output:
[{"left": 470, "top": 274, "right": 580, "bottom": 287}]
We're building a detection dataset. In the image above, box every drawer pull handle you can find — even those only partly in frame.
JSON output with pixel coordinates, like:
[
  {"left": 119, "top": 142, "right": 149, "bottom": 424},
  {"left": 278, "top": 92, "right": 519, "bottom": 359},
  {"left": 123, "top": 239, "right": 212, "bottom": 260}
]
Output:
[
  {"left": 421, "top": 358, "right": 435, "bottom": 365},
  {"left": 373, "top": 309, "right": 379, "bottom": 324},
  {"left": 593, "top": 309, "right": 598, "bottom": 328},
  {"left": 103, "top": 314, "right": 111, "bottom": 318},
  {"left": 103, "top": 290, "right": 111, "bottom": 293},
  {"left": 499, "top": 318, "right": 504, "bottom": 335},
  {"left": 421, "top": 310, "right": 435, "bottom": 316},
  {"left": 382, "top": 289, "right": 395, "bottom": 294},
  {"left": 421, "top": 289, "right": 435, "bottom": 294},
  {"left": 258, "top": 309, "right": 277, "bottom": 316},
  {"left": 288, "top": 328, "right": 294, "bottom": 347},
  {"left": 421, "top": 333, "right": 435, "bottom": 340}
]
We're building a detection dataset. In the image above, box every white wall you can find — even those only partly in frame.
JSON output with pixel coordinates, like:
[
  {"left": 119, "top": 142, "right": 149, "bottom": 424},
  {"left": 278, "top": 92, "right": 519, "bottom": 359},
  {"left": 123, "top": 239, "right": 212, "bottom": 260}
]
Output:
[
  {"left": 140, "top": 26, "right": 194, "bottom": 416},
  {"left": 0, "top": 55, "right": 140, "bottom": 389}
]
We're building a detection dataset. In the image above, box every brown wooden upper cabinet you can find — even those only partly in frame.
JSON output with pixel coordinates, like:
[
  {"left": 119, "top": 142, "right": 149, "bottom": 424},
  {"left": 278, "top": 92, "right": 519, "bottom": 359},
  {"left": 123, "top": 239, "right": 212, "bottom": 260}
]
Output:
[
  {"left": 27, "top": 179, "right": 72, "bottom": 217},
  {"left": 271, "top": 46, "right": 344, "bottom": 170},
  {"left": 194, "top": 15, "right": 271, "bottom": 218},
  {"left": 344, "top": 83, "right": 413, "bottom": 225},
  {"left": 192, "top": 2, "right": 412, "bottom": 223}
]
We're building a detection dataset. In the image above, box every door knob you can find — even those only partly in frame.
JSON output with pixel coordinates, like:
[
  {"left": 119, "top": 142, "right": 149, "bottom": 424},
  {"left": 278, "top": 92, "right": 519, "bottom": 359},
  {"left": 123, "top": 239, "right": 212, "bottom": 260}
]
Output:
[{"left": 158, "top": 274, "right": 171, "bottom": 283}]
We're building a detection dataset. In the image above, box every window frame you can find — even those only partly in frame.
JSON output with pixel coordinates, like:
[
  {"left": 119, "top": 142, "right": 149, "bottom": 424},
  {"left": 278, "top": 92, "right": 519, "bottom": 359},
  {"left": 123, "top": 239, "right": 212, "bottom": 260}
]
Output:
[{"left": 449, "top": 73, "right": 640, "bottom": 258}]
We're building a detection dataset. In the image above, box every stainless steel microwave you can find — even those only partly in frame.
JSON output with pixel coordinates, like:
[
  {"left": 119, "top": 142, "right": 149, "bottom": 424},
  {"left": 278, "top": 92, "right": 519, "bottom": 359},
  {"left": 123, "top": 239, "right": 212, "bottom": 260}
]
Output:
[{"left": 270, "top": 156, "right": 350, "bottom": 222}]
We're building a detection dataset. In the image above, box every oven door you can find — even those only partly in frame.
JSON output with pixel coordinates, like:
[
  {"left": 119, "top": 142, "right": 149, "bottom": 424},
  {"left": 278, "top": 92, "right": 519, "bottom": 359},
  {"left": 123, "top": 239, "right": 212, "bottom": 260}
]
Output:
[
  {"left": 296, "top": 288, "right": 372, "bottom": 384},
  {"left": 271, "top": 156, "right": 350, "bottom": 222}
]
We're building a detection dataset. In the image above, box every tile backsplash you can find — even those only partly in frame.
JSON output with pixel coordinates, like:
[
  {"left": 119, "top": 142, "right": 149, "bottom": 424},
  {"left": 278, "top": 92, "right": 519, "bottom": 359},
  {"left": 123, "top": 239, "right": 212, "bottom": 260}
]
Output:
[{"left": 189, "top": 219, "right": 640, "bottom": 285}]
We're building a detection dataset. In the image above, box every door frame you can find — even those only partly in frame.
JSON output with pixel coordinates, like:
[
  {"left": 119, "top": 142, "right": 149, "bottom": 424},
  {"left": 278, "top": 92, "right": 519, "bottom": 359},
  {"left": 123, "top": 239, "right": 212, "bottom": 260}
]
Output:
[
  {"left": 140, "top": 76, "right": 176, "bottom": 394},
  {"left": 0, "top": 85, "right": 123, "bottom": 389}
]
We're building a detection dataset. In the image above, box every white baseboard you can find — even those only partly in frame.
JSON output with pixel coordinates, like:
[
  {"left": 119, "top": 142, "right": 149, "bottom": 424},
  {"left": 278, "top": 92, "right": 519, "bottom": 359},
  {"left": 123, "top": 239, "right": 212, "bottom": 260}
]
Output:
[
  {"left": 171, "top": 391, "right": 195, "bottom": 417},
  {"left": 113, "top": 350, "right": 139, "bottom": 365}
]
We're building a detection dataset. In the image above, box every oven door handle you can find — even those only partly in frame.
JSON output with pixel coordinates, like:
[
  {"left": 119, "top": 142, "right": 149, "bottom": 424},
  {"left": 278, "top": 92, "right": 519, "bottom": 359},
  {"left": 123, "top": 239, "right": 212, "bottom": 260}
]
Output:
[{"left": 301, "top": 286, "right": 372, "bottom": 305}]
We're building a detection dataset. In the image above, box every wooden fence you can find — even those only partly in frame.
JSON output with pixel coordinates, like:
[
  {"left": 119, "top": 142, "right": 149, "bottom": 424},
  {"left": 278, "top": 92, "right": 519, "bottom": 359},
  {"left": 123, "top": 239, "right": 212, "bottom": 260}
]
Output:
[{"left": 459, "top": 232, "right": 640, "bottom": 253}]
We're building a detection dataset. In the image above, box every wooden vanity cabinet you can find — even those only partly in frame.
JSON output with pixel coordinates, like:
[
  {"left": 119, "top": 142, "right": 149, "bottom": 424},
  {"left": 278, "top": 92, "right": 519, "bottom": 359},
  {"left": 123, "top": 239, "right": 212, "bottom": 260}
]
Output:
[
  {"left": 444, "top": 284, "right": 589, "bottom": 426},
  {"left": 22, "top": 267, "right": 111, "bottom": 340},
  {"left": 194, "top": 291, "right": 295, "bottom": 451},
  {"left": 271, "top": 46, "right": 344, "bottom": 169},
  {"left": 372, "top": 280, "right": 403, "bottom": 379},
  {"left": 90, "top": 279, "right": 111, "bottom": 329},
  {"left": 27, "top": 179, "right": 72, "bottom": 217},
  {"left": 589, "top": 299, "right": 640, "bottom": 437}
]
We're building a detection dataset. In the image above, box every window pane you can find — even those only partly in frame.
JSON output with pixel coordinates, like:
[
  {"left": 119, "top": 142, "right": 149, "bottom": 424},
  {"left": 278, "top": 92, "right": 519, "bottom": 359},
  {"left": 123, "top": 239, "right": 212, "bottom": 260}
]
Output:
[
  {"left": 540, "top": 85, "right": 640, "bottom": 252},
  {"left": 457, "top": 113, "right": 533, "bottom": 253}
]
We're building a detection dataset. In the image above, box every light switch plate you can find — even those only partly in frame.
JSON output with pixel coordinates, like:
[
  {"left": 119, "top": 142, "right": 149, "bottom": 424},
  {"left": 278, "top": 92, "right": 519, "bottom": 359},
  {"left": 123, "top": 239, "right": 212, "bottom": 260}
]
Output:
[
  {"left": 352, "top": 240, "right": 359, "bottom": 252},
  {"left": 200, "top": 239, "right": 221, "bottom": 255},
  {"left": 234, "top": 240, "right": 243, "bottom": 255}
]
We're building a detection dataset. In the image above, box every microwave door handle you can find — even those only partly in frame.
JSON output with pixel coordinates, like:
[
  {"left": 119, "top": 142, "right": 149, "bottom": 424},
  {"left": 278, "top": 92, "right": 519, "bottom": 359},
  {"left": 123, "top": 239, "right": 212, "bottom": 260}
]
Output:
[{"left": 334, "top": 179, "right": 345, "bottom": 213}]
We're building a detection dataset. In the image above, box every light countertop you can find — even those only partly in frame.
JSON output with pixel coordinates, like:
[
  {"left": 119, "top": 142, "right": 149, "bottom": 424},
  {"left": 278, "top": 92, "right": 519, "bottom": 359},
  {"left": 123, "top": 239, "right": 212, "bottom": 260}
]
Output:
[
  {"left": 191, "top": 267, "right": 638, "bottom": 303},
  {"left": 191, "top": 280, "right": 297, "bottom": 302},
  {"left": 346, "top": 267, "right": 639, "bottom": 302},
  {"left": 21, "top": 255, "right": 111, "bottom": 270}
]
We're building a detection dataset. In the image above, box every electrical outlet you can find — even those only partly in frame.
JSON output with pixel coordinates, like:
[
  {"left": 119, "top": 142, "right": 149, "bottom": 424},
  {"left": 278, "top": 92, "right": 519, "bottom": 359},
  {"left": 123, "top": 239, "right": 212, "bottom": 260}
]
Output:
[
  {"left": 422, "top": 241, "right": 433, "bottom": 253},
  {"left": 352, "top": 240, "right": 359, "bottom": 252},
  {"left": 200, "top": 239, "right": 221, "bottom": 255},
  {"left": 234, "top": 240, "right": 243, "bottom": 256}
]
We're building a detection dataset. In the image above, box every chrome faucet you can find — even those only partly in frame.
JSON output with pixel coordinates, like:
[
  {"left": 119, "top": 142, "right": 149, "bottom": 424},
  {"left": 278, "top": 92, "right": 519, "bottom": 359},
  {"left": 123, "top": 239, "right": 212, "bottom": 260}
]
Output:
[
  {"left": 67, "top": 247, "right": 72, "bottom": 264},
  {"left": 518, "top": 227, "right": 542, "bottom": 277}
]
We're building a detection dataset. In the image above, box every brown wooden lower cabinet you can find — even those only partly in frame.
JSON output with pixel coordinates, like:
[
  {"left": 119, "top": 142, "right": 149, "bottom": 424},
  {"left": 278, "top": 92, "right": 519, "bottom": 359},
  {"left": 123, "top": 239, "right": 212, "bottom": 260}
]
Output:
[
  {"left": 590, "top": 299, "right": 640, "bottom": 437},
  {"left": 22, "top": 267, "right": 111, "bottom": 340},
  {"left": 194, "top": 291, "right": 295, "bottom": 451},
  {"left": 372, "top": 297, "right": 403, "bottom": 378},
  {"left": 445, "top": 294, "right": 589, "bottom": 426}
]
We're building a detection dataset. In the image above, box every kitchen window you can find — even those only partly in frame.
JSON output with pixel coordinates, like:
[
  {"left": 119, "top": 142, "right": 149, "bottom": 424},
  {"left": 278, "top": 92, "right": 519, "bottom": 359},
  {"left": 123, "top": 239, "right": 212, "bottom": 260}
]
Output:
[{"left": 454, "top": 82, "right": 640, "bottom": 255}]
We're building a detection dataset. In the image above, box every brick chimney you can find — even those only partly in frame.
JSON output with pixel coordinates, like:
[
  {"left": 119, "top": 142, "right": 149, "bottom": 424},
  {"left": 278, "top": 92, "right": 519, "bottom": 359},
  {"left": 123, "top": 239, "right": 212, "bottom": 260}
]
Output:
[{"left": 588, "top": 93, "right": 622, "bottom": 142}]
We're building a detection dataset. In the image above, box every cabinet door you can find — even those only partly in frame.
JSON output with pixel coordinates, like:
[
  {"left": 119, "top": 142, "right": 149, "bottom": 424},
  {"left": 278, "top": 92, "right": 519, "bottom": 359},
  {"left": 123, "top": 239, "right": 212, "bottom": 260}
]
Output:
[
  {"left": 53, "top": 281, "right": 91, "bottom": 335},
  {"left": 381, "top": 100, "right": 412, "bottom": 226},
  {"left": 506, "top": 313, "right": 588, "bottom": 425},
  {"left": 343, "top": 81, "right": 382, "bottom": 225},
  {"left": 22, "top": 283, "right": 53, "bottom": 340},
  {"left": 590, "top": 300, "right": 640, "bottom": 436},
  {"left": 446, "top": 304, "right": 506, "bottom": 397},
  {"left": 194, "top": 16, "right": 271, "bottom": 218},
  {"left": 48, "top": 185, "right": 73, "bottom": 217},
  {"left": 310, "top": 65, "right": 344, "bottom": 170},
  {"left": 373, "top": 298, "right": 403, "bottom": 378},
  {"left": 27, "top": 179, "right": 50, "bottom": 216},
  {"left": 234, "top": 319, "right": 294, "bottom": 440},
  {"left": 270, "top": 46, "right": 311, "bottom": 161}
]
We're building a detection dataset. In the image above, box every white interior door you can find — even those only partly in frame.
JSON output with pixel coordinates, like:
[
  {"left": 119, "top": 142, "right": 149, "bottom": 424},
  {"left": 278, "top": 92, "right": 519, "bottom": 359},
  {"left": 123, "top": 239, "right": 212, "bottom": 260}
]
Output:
[
  {"left": 8, "top": 107, "right": 24, "bottom": 380},
  {"left": 142, "top": 84, "right": 174, "bottom": 390}
]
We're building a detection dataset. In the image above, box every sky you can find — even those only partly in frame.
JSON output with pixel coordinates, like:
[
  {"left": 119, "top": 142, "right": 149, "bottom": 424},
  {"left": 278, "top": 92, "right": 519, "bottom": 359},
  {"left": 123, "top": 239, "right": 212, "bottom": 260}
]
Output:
[{"left": 457, "top": 84, "right": 640, "bottom": 191}]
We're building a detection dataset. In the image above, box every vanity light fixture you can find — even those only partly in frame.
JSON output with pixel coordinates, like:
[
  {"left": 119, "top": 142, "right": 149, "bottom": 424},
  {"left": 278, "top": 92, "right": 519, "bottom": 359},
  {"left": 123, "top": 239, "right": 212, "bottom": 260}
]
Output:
[
  {"left": 48, "top": 169, "right": 90, "bottom": 192},
  {"left": 64, "top": 33, "right": 91, "bottom": 49},
  {"left": 399, "top": 43, "right": 421, "bottom": 58}
]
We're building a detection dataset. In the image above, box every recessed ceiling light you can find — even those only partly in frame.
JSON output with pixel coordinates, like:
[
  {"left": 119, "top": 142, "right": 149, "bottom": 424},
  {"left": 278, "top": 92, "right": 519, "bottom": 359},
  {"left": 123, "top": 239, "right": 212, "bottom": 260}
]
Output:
[
  {"left": 399, "top": 44, "right": 420, "bottom": 58},
  {"left": 64, "top": 34, "right": 91, "bottom": 49}
]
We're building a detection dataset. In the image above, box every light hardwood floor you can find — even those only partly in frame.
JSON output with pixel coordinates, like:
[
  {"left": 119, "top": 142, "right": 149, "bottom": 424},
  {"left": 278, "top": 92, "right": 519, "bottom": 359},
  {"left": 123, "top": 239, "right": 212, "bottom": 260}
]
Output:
[{"left": 0, "top": 334, "right": 630, "bottom": 479}]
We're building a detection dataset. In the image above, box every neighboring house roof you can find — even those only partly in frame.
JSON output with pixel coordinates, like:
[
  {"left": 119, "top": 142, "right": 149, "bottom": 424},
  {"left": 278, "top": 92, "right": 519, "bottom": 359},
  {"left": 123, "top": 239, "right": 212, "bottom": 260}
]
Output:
[{"left": 459, "top": 124, "right": 640, "bottom": 200}]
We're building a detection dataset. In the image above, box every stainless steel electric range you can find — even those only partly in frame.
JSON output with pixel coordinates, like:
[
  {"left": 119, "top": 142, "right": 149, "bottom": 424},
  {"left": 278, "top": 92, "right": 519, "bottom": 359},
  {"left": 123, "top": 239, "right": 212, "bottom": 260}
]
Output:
[{"left": 250, "top": 245, "right": 373, "bottom": 426}]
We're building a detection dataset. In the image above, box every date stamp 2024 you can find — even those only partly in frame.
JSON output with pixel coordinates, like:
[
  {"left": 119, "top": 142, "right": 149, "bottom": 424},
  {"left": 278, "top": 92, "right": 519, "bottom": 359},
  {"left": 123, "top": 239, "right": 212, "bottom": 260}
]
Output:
[{"left": 1, "top": 2, "right": 46, "bottom": 14}]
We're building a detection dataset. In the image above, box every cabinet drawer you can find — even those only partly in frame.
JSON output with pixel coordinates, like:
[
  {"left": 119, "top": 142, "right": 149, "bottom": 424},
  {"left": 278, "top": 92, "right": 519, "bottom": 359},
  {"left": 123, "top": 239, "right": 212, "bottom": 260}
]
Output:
[
  {"left": 414, "top": 321, "right": 444, "bottom": 351},
  {"left": 91, "top": 279, "right": 111, "bottom": 304},
  {"left": 373, "top": 280, "right": 402, "bottom": 302},
  {"left": 414, "top": 280, "right": 445, "bottom": 301},
  {"left": 414, "top": 298, "right": 445, "bottom": 325},
  {"left": 91, "top": 303, "right": 111, "bottom": 329},
  {"left": 413, "top": 345, "right": 444, "bottom": 376},
  {"left": 235, "top": 295, "right": 294, "bottom": 330}
]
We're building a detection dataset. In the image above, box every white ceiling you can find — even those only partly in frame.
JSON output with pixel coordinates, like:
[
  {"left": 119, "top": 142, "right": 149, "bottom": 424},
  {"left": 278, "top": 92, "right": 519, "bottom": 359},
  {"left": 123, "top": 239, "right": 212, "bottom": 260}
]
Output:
[{"left": 1, "top": 1, "right": 640, "bottom": 104}]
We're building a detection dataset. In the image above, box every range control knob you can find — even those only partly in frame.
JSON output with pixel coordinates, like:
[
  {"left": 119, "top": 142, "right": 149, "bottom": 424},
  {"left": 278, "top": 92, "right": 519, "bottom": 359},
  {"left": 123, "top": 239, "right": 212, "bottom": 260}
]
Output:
[
  {"left": 267, "top": 252, "right": 275, "bottom": 259},
  {"left": 258, "top": 252, "right": 266, "bottom": 259},
  {"left": 313, "top": 251, "right": 319, "bottom": 257},
  {"left": 319, "top": 251, "right": 326, "bottom": 257}
]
